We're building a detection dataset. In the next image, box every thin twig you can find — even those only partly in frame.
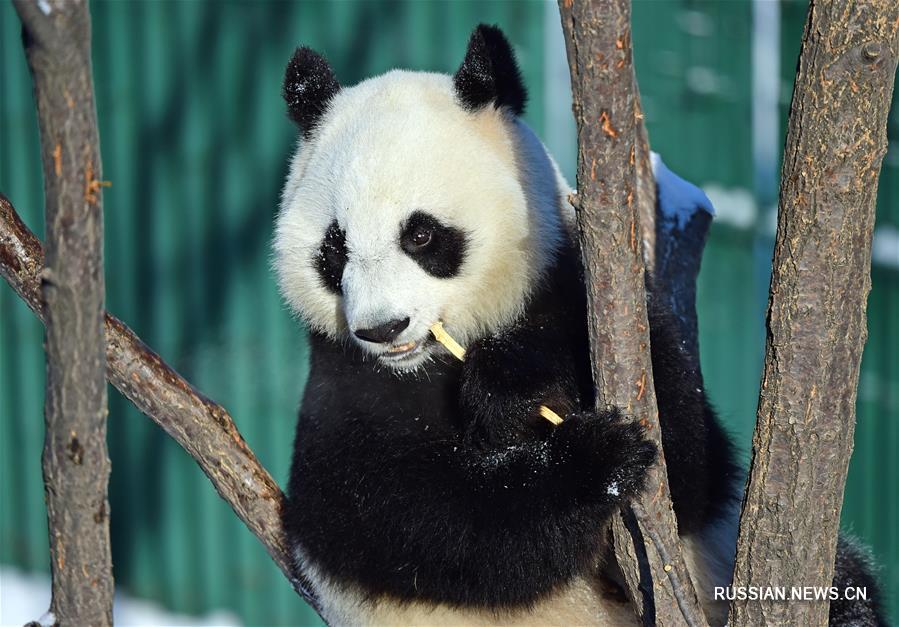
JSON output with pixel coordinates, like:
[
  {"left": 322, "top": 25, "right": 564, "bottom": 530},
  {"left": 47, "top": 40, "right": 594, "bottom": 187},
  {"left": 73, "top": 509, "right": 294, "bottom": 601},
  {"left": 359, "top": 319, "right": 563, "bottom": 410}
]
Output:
[{"left": 631, "top": 501, "right": 704, "bottom": 627}]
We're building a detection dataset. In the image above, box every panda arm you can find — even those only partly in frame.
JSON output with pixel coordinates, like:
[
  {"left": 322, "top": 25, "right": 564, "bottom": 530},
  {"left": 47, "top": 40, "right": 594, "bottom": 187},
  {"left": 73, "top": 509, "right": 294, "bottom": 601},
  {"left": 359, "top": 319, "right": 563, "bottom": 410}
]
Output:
[
  {"left": 645, "top": 301, "right": 742, "bottom": 534},
  {"left": 288, "top": 410, "right": 655, "bottom": 608},
  {"left": 458, "top": 291, "right": 743, "bottom": 536},
  {"left": 458, "top": 312, "right": 588, "bottom": 447}
]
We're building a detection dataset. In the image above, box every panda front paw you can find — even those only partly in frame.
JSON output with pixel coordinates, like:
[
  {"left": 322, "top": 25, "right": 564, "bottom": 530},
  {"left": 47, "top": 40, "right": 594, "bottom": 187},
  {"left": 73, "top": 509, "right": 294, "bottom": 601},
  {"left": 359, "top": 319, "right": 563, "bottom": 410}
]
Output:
[{"left": 549, "top": 410, "right": 657, "bottom": 508}]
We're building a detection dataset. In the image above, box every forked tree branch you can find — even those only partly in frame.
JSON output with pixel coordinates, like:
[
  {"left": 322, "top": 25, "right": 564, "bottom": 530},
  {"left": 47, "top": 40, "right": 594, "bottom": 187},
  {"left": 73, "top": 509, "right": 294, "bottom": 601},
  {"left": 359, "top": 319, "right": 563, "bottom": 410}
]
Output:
[
  {"left": 0, "top": 194, "right": 323, "bottom": 619},
  {"left": 13, "top": 0, "right": 113, "bottom": 623},
  {"left": 730, "top": 2, "right": 899, "bottom": 624},
  {"left": 10, "top": 1, "right": 327, "bottom": 620},
  {"left": 558, "top": 1, "right": 707, "bottom": 625}
]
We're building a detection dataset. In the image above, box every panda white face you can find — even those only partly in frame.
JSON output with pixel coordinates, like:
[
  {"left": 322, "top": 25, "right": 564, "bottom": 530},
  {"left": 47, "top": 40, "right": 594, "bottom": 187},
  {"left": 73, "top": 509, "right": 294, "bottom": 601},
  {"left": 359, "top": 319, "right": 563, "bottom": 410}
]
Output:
[{"left": 275, "top": 43, "right": 571, "bottom": 371}]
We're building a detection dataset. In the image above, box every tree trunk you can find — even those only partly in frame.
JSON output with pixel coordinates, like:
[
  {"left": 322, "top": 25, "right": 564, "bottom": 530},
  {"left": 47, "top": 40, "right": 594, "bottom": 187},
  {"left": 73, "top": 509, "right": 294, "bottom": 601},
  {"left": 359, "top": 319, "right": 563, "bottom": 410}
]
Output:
[
  {"left": 557, "top": 2, "right": 707, "bottom": 625},
  {"left": 729, "top": 1, "right": 899, "bottom": 625},
  {"left": 12, "top": 0, "right": 114, "bottom": 624}
]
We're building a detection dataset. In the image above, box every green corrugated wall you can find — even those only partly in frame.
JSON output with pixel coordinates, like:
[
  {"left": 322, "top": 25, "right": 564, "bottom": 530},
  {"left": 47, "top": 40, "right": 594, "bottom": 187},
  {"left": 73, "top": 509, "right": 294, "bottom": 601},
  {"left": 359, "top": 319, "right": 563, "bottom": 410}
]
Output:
[{"left": 1, "top": 1, "right": 896, "bottom": 624}]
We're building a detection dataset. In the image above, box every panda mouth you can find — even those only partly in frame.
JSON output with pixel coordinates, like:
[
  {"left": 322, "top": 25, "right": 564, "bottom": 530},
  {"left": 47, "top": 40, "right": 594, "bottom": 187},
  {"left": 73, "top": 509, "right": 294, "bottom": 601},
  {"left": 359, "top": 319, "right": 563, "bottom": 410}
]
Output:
[
  {"left": 380, "top": 340, "right": 423, "bottom": 362},
  {"left": 387, "top": 341, "right": 417, "bottom": 354}
]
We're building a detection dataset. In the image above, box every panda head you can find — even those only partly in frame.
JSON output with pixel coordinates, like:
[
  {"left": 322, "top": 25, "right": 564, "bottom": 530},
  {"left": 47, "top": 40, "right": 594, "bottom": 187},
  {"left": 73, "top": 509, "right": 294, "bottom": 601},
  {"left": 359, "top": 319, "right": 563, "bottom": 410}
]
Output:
[{"left": 275, "top": 24, "right": 572, "bottom": 371}]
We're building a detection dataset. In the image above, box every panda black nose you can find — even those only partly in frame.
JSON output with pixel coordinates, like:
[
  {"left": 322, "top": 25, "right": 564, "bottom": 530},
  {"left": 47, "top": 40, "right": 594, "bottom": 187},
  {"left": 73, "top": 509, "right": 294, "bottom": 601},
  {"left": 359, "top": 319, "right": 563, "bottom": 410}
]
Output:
[{"left": 354, "top": 317, "right": 410, "bottom": 344}]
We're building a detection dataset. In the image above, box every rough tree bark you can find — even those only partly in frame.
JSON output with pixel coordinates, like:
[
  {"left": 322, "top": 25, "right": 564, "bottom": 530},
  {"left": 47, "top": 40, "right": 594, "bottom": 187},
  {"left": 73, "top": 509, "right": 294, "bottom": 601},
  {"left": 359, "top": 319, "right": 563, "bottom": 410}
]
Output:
[
  {"left": 0, "top": 195, "right": 324, "bottom": 619},
  {"left": 558, "top": 2, "right": 707, "bottom": 625},
  {"left": 12, "top": 0, "right": 113, "bottom": 623},
  {"left": 730, "top": 2, "right": 899, "bottom": 626}
]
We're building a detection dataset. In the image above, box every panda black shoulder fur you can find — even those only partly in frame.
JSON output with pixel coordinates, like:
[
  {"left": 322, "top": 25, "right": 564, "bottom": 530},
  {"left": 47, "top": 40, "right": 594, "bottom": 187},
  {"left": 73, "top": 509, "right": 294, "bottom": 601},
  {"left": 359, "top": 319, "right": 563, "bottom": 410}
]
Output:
[{"left": 275, "top": 24, "right": 886, "bottom": 627}]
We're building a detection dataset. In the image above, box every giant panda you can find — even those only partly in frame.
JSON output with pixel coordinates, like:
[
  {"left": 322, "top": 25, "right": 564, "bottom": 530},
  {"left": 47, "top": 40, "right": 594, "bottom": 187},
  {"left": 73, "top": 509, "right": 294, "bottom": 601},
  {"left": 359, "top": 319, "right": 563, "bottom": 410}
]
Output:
[{"left": 274, "top": 24, "right": 886, "bottom": 627}]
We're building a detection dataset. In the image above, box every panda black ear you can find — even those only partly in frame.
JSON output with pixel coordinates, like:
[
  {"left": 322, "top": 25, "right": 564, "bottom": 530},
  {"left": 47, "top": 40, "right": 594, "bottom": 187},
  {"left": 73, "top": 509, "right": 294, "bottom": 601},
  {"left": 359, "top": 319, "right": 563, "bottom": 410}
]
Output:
[
  {"left": 453, "top": 24, "right": 527, "bottom": 116},
  {"left": 283, "top": 47, "right": 341, "bottom": 137}
]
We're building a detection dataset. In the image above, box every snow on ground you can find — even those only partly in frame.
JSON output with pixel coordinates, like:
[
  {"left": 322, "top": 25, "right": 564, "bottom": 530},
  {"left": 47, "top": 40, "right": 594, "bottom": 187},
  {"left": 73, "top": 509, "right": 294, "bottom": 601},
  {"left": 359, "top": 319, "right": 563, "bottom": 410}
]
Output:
[{"left": 0, "top": 567, "right": 242, "bottom": 626}]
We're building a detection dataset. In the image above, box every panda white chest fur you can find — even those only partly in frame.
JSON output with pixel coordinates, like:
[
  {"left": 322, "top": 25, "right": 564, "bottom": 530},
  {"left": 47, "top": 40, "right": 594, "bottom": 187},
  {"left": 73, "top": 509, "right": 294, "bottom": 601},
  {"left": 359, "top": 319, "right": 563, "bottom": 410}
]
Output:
[{"left": 274, "top": 23, "right": 750, "bottom": 627}]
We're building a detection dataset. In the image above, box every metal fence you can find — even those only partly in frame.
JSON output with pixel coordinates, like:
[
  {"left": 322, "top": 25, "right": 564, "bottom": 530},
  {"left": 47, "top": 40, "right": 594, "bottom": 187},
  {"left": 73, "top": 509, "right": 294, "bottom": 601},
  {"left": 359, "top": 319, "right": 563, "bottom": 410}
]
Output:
[{"left": 1, "top": 1, "right": 895, "bottom": 624}]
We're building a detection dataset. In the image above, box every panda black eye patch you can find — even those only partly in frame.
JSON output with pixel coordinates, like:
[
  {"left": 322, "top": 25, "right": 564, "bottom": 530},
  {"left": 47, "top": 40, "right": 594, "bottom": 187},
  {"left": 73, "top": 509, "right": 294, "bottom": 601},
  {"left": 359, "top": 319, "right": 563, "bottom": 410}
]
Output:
[
  {"left": 400, "top": 211, "right": 468, "bottom": 278},
  {"left": 314, "top": 220, "right": 347, "bottom": 294}
]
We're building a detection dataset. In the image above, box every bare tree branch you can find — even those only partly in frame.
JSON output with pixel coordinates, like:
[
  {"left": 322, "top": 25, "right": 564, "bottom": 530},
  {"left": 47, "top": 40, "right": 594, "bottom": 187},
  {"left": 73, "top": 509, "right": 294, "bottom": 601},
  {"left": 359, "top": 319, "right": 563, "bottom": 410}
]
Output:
[
  {"left": 730, "top": 2, "right": 899, "bottom": 625},
  {"left": 0, "top": 194, "right": 324, "bottom": 619},
  {"left": 557, "top": 1, "right": 707, "bottom": 625},
  {"left": 12, "top": 0, "right": 113, "bottom": 623}
]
